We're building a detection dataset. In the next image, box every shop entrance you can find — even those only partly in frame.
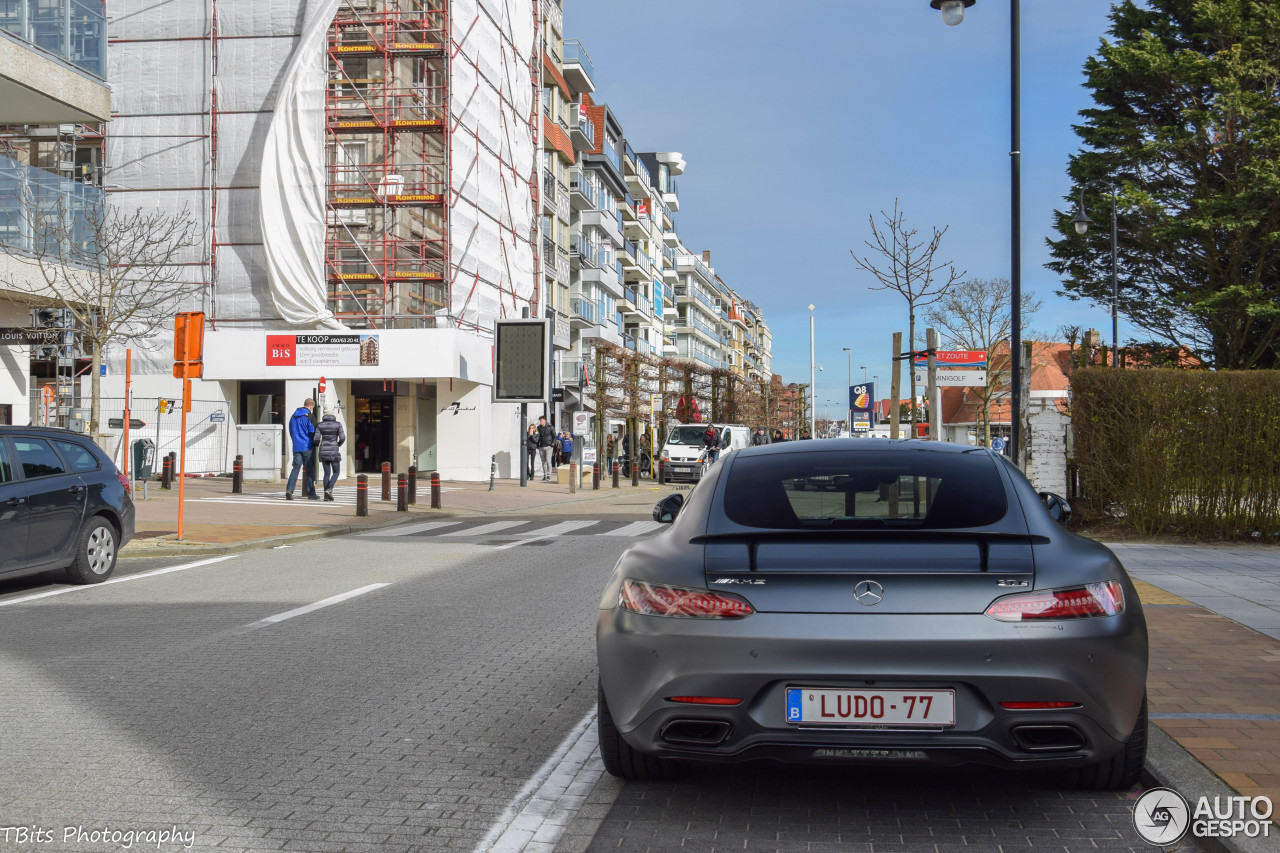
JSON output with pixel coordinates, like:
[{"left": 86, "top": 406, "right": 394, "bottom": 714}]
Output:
[{"left": 354, "top": 396, "right": 393, "bottom": 473}]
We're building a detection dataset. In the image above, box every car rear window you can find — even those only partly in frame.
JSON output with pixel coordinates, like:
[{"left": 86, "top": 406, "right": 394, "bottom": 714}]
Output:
[
  {"left": 53, "top": 439, "right": 100, "bottom": 472},
  {"left": 722, "top": 449, "right": 1007, "bottom": 529},
  {"left": 13, "top": 437, "right": 67, "bottom": 479}
]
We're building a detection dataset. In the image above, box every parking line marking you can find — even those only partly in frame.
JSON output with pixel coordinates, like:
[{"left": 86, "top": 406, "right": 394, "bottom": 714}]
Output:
[
  {"left": 245, "top": 583, "right": 390, "bottom": 629},
  {"left": 473, "top": 709, "right": 601, "bottom": 853},
  {"left": 513, "top": 520, "right": 597, "bottom": 538},
  {"left": 598, "top": 520, "right": 663, "bottom": 537},
  {"left": 439, "top": 520, "right": 527, "bottom": 537},
  {"left": 362, "top": 521, "right": 462, "bottom": 537},
  {"left": 0, "top": 555, "right": 237, "bottom": 609}
]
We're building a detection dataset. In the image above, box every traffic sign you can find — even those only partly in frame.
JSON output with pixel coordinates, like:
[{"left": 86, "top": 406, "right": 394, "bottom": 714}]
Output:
[
  {"left": 913, "top": 350, "right": 987, "bottom": 368},
  {"left": 318, "top": 376, "right": 327, "bottom": 394},
  {"left": 210, "top": 411, "right": 226, "bottom": 423},
  {"left": 915, "top": 370, "right": 987, "bottom": 387},
  {"left": 108, "top": 418, "right": 146, "bottom": 429}
]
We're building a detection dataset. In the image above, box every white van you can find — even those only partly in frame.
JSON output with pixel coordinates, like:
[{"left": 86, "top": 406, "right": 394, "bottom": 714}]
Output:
[{"left": 660, "top": 423, "right": 751, "bottom": 482}]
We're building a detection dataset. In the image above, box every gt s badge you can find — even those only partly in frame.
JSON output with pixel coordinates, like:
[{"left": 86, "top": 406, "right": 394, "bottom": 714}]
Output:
[
  {"left": 711, "top": 578, "right": 766, "bottom": 585},
  {"left": 996, "top": 579, "right": 1029, "bottom": 587}
]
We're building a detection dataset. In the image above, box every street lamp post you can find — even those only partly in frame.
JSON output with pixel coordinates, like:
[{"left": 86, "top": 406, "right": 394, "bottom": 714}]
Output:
[
  {"left": 1071, "top": 181, "right": 1119, "bottom": 368},
  {"left": 929, "top": 0, "right": 1022, "bottom": 462},
  {"left": 842, "top": 347, "right": 852, "bottom": 434},
  {"left": 809, "top": 304, "right": 817, "bottom": 439}
]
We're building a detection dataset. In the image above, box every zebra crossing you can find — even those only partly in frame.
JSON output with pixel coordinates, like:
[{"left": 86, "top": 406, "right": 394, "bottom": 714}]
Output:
[
  {"left": 193, "top": 484, "right": 461, "bottom": 507},
  {"left": 359, "top": 518, "right": 665, "bottom": 541}
]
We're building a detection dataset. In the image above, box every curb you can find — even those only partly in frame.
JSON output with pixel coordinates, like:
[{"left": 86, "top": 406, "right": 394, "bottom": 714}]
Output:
[
  {"left": 120, "top": 511, "right": 458, "bottom": 558},
  {"left": 1144, "top": 724, "right": 1280, "bottom": 853}
]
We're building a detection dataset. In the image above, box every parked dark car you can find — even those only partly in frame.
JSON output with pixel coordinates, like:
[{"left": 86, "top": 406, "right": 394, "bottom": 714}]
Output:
[
  {"left": 602, "top": 439, "right": 1148, "bottom": 789},
  {"left": 0, "top": 426, "right": 135, "bottom": 584}
]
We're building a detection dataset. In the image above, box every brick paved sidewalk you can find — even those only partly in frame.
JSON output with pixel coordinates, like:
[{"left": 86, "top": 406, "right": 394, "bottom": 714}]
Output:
[
  {"left": 1126, "top": 555, "right": 1280, "bottom": 813},
  {"left": 123, "top": 474, "right": 672, "bottom": 552}
]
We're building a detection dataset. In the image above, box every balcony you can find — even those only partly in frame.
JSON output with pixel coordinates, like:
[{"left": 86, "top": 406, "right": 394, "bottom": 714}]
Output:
[
  {"left": 569, "top": 104, "right": 595, "bottom": 150},
  {"left": 623, "top": 141, "right": 651, "bottom": 196},
  {"left": 661, "top": 176, "right": 679, "bottom": 212},
  {"left": 0, "top": 152, "right": 101, "bottom": 257},
  {"left": 618, "top": 191, "right": 637, "bottom": 222},
  {"left": 0, "top": 0, "right": 110, "bottom": 122},
  {"left": 1, "top": 0, "right": 104, "bottom": 77},
  {"left": 562, "top": 358, "right": 584, "bottom": 386},
  {"left": 569, "top": 296, "right": 596, "bottom": 327},
  {"left": 562, "top": 39, "right": 594, "bottom": 93},
  {"left": 621, "top": 239, "right": 639, "bottom": 272},
  {"left": 568, "top": 168, "right": 595, "bottom": 210},
  {"left": 570, "top": 234, "right": 601, "bottom": 268},
  {"left": 677, "top": 253, "right": 715, "bottom": 285}
]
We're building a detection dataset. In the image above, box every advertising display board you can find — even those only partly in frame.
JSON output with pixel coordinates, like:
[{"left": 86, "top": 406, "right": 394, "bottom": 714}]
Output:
[{"left": 493, "top": 319, "right": 549, "bottom": 403}]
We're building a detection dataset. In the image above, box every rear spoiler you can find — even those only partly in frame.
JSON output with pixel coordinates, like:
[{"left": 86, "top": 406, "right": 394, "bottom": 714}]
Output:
[{"left": 691, "top": 529, "right": 1048, "bottom": 572}]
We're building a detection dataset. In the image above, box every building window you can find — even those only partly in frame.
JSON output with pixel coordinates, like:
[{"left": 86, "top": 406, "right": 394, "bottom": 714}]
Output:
[{"left": 0, "top": 404, "right": 10, "bottom": 425}]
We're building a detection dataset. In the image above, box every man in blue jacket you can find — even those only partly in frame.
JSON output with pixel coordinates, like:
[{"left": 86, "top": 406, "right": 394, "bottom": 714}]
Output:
[{"left": 285, "top": 398, "right": 319, "bottom": 500}]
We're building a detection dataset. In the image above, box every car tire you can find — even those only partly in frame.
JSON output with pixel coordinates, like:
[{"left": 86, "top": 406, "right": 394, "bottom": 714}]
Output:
[
  {"left": 1065, "top": 695, "right": 1147, "bottom": 790},
  {"left": 65, "top": 516, "right": 118, "bottom": 585},
  {"left": 598, "top": 683, "right": 681, "bottom": 781}
]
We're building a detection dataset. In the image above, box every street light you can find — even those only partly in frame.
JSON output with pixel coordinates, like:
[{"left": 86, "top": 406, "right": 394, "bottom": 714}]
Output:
[
  {"left": 809, "top": 304, "right": 817, "bottom": 439},
  {"left": 842, "top": 347, "right": 852, "bottom": 433},
  {"left": 929, "top": 0, "right": 1022, "bottom": 463},
  {"left": 1072, "top": 180, "right": 1119, "bottom": 368},
  {"left": 934, "top": 0, "right": 973, "bottom": 25}
]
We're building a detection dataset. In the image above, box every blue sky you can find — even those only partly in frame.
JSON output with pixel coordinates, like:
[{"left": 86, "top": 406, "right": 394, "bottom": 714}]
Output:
[{"left": 563, "top": 0, "right": 1125, "bottom": 415}]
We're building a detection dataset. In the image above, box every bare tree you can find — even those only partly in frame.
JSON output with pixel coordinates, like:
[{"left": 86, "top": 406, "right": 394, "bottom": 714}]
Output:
[
  {"left": 1, "top": 192, "right": 202, "bottom": 435},
  {"left": 852, "top": 200, "right": 964, "bottom": 434},
  {"left": 923, "top": 276, "right": 1041, "bottom": 445}
]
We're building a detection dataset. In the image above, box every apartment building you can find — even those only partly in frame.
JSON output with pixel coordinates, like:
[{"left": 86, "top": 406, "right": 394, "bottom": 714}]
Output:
[
  {"left": 0, "top": 0, "right": 111, "bottom": 426},
  {"left": 540, "top": 0, "right": 580, "bottom": 363}
]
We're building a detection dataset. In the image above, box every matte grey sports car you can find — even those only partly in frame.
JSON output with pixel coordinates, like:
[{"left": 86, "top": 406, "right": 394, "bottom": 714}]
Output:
[{"left": 596, "top": 439, "right": 1147, "bottom": 788}]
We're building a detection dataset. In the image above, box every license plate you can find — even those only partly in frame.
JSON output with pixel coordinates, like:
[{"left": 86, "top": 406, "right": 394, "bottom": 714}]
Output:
[
  {"left": 786, "top": 688, "right": 955, "bottom": 727},
  {"left": 673, "top": 465, "right": 691, "bottom": 472}
]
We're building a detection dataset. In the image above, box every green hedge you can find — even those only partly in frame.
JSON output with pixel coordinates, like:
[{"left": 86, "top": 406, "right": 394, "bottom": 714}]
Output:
[{"left": 1072, "top": 369, "right": 1280, "bottom": 539}]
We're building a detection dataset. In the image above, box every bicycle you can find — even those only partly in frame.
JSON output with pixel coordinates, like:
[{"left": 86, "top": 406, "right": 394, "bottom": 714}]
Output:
[{"left": 697, "top": 450, "right": 715, "bottom": 480}]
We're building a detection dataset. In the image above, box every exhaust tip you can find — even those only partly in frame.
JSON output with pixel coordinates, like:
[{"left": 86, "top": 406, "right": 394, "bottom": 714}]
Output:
[
  {"left": 660, "top": 719, "right": 732, "bottom": 746},
  {"left": 1011, "top": 724, "right": 1085, "bottom": 752}
]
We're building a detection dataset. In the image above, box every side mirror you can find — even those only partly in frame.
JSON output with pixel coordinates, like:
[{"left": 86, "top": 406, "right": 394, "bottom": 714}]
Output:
[
  {"left": 652, "top": 493, "right": 685, "bottom": 524},
  {"left": 1039, "top": 492, "right": 1072, "bottom": 526}
]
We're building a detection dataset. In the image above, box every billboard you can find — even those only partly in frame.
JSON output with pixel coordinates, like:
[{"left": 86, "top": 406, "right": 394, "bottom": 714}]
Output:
[
  {"left": 849, "top": 382, "right": 875, "bottom": 432},
  {"left": 493, "top": 319, "right": 549, "bottom": 403},
  {"left": 266, "top": 334, "right": 379, "bottom": 367}
]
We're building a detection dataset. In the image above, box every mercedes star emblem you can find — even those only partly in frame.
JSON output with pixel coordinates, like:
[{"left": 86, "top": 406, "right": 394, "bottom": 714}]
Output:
[{"left": 853, "top": 580, "right": 884, "bottom": 606}]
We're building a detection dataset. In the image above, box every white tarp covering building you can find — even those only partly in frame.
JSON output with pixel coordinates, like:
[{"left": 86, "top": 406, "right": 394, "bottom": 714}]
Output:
[{"left": 100, "top": 0, "right": 540, "bottom": 480}]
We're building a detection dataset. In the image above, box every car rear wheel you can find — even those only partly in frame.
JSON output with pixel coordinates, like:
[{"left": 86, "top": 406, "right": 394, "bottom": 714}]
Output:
[
  {"left": 65, "top": 516, "right": 118, "bottom": 584},
  {"left": 598, "top": 683, "right": 681, "bottom": 781},
  {"left": 1064, "top": 695, "right": 1147, "bottom": 790}
]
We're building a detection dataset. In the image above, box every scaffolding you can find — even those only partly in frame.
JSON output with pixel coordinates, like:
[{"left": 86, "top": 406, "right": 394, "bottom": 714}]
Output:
[{"left": 325, "top": 1, "right": 450, "bottom": 328}]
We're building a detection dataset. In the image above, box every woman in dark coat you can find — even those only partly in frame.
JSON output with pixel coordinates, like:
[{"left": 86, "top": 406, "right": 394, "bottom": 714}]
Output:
[{"left": 315, "top": 412, "right": 346, "bottom": 501}]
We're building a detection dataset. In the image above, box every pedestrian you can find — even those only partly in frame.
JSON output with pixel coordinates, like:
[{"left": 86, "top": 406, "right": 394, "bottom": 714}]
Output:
[
  {"left": 315, "top": 410, "right": 346, "bottom": 501},
  {"left": 751, "top": 427, "right": 768, "bottom": 446},
  {"left": 561, "top": 430, "right": 574, "bottom": 464},
  {"left": 606, "top": 431, "right": 617, "bottom": 473},
  {"left": 285, "top": 398, "right": 319, "bottom": 500},
  {"left": 772, "top": 428, "right": 786, "bottom": 443},
  {"left": 536, "top": 415, "right": 556, "bottom": 481},
  {"left": 800, "top": 429, "right": 812, "bottom": 440},
  {"left": 525, "top": 424, "right": 538, "bottom": 479},
  {"left": 552, "top": 429, "right": 563, "bottom": 468}
]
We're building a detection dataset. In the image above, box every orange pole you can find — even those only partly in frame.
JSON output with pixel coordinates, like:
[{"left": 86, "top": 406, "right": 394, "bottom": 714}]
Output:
[
  {"left": 177, "top": 375, "right": 190, "bottom": 540},
  {"left": 123, "top": 349, "right": 132, "bottom": 482}
]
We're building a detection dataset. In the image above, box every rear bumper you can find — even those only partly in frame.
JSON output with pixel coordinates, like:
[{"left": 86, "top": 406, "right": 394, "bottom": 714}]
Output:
[{"left": 597, "top": 608, "right": 1147, "bottom": 770}]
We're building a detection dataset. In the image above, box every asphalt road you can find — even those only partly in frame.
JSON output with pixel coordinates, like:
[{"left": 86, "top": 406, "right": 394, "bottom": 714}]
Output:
[{"left": 0, "top": 523, "right": 1198, "bottom": 853}]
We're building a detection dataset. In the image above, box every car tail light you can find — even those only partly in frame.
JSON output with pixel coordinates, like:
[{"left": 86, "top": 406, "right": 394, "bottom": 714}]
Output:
[
  {"left": 667, "top": 696, "right": 743, "bottom": 706},
  {"left": 620, "top": 579, "right": 754, "bottom": 619},
  {"left": 985, "top": 581, "right": 1125, "bottom": 622},
  {"left": 1000, "top": 701, "right": 1082, "bottom": 710},
  {"left": 117, "top": 473, "right": 131, "bottom": 495}
]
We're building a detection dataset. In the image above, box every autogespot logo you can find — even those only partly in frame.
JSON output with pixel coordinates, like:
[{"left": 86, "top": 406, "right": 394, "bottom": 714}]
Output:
[{"left": 1133, "top": 787, "right": 1190, "bottom": 846}]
